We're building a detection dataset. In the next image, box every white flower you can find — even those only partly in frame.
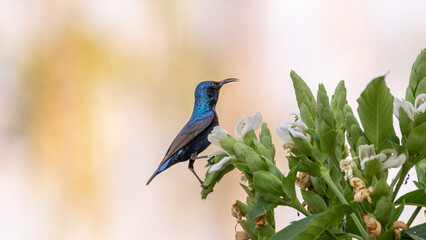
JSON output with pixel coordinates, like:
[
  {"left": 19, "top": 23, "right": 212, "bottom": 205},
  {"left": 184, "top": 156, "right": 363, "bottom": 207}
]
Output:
[
  {"left": 208, "top": 150, "right": 232, "bottom": 173},
  {"left": 379, "top": 149, "right": 406, "bottom": 170},
  {"left": 234, "top": 112, "right": 263, "bottom": 140},
  {"left": 359, "top": 145, "right": 406, "bottom": 170},
  {"left": 276, "top": 121, "right": 310, "bottom": 142},
  {"left": 394, "top": 94, "right": 426, "bottom": 120},
  {"left": 208, "top": 126, "right": 229, "bottom": 146},
  {"left": 359, "top": 144, "right": 387, "bottom": 170}
]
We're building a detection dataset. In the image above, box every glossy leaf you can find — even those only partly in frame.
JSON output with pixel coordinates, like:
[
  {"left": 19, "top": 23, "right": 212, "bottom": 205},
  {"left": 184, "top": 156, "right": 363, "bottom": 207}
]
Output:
[
  {"left": 291, "top": 71, "right": 317, "bottom": 128},
  {"left": 395, "top": 189, "right": 426, "bottom": 207},
  {"left": 271, "top": 204, "right": 351, "bottom": 240},
  {"left": 406, "top": 222, "right": 426, "bottom": 239},
  {"left": 407, "top": 122, "right": 426, "bottom": 154},
  {"left": 301, "top": 190, "right": 327, "bottom": 214},
  {"left": 406, "top": 49, "right": 426, "bottom": 103},
  {"left": 357, "top": 76, "right": 396, "bottom": 152}
]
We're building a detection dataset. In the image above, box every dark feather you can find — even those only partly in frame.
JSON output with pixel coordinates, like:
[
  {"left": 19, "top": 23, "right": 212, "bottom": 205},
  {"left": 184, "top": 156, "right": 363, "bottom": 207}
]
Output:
[{"left": 159, "top": 113, "right": 214, "bottom": 166}]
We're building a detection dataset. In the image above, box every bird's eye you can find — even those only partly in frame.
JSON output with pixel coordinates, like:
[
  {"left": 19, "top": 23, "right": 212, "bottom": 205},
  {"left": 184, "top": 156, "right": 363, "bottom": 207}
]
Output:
[{"left": 211, "top": 83, "right": 217, "bottom": 88}]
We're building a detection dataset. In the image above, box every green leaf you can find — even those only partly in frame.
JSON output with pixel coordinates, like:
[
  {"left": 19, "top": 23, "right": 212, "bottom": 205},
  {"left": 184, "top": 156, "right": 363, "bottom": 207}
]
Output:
[
  {"left": 406, "top": 222, "right": 426, "bottom": 239},
  {"left": 271, "top": 204, "right": 352, "bottom": 240},
  {"left": 370, "top": 178, "right": 389, "bottom": 203},
  {"left": 291, "top": 71, "right": 317, "bottom": 128},
  {"left": 395, "top": 189, "right": 426, "bottom": 207},
  {"left": 357, "top": 76, "right": 396, "bottom": 152},
  {"left": 288, "top": 156, "right": 321, "bottom": 177},
  {"left": 292, "top": 136, "right": 313, "bottom": 157},
  {"left": 319, "top": 130, "right": 338, "bottom": 157},
  {"left": 406, "top": 49, "right": 426, "bottom": 103},
  {"left": 246, "top": 149, "right": 268, "bottom": 172},
  {"left": 219, "top": 135, "right": 238, "bottom": 156},
  {"left": 236, "top": 200, "right": 249, "bottom": 216},
  {"left": 415, "top": 160, "right": 426, "bottom": 187},
  {"left": 373, "top": 196, "right": 394, "bottom": 227},
  {"left": 310, "top": 176, "right": 327, "bottom": 197},
  {"left": 317, "top": 84, "right": 335, "bottom": 129},
  {"left": 233, "top": 142, "right": 251, "bottom": 162},
  {"left": 240, "top": 183, "right": 254, "bottom": 199},
  {"left": 264, "top": 156, "right": 284, "bottom": 179},
  {"left": 260, "top": 122, "right": 275, "bottom": 156},
  {"left": 242, "top": 218, "right": 259, "bottom": 240},
  {"left": 236, "top": 163, "right": 253, "bottom": 182},
  {"left": 399, "top": 108, "right": 414, "bottom": 138},
  {"left": 201, "top": 164, "right": 234, "bottom": 199},
  {"left": 300, "top": 103, "right": 315, "bottom": 129},
  {"left": 401, "top": 232, "right": 425, "bottom": 240},
  {"left": 282, "top": 165, "right": 299, "bottom": 200},
  {"left": 247, "top": 196, "right": 282, "bottom": 219},
  {"left": 363, "top": 158, "right": 381, "bottom": 183},
  {"left": 331, "top": 80, "right": 347, "bottom": 112},
  {"left": 407, "top": 122, "right": 426, "bottom": 154},
  {"left": 301, "top": 190, "right": 327, "bottom": 214},
  {"left": 252, "top": 171, "right": 284, "bottom": 197}
]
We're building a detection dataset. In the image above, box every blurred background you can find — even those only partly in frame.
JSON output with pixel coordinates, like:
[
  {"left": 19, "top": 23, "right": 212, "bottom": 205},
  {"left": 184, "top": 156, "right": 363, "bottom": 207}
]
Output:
[{"left": 0, "top": 1, "right": 425, "bottom": 239}]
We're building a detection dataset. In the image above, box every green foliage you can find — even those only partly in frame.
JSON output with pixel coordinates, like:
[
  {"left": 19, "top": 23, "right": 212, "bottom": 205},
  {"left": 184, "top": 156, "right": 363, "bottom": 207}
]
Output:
[
  {"left": 405, "top": 222, "right": 426, "bottom": 239},
  {"left": 290, "top": 71, "right": 316, "bottom": 128},
  {"left": 406, "top": 49, "right": 426, "bottom": 103},
  {"left": 199, "top": 50, "right": 426, "bottom": 240},
  {"left": 407, "top": 122, "right": 426, "bottom": 154},
  {"left": 271, "top": 205, "right": 352, "bottom": 240},
  {"left": 395, "top": 189, "right": 426, "bottom": 207},
  {"left": 357, "top": 76, "right": 396, "bottom": 152}
]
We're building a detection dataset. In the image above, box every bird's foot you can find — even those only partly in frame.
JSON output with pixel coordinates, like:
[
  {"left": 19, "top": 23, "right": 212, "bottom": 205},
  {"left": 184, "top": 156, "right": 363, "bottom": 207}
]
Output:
[
  {"left": 200, "top": 182, "right": 208, "bottom": 189},
  {"left": 207, "top": 156, "right": 215, "bottom": 164}
]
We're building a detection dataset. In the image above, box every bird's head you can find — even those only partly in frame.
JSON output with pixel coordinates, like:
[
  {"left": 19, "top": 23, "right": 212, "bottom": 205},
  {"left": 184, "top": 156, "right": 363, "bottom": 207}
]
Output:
[{"left": 194, "top": 78, "right": 238, "bottom": 107}]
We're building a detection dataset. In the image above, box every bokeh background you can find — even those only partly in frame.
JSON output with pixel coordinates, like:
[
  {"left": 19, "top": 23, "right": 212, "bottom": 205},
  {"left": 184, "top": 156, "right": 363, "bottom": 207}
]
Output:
[{"left": 0, "top": 1, "right": 425, "bottom": 239}]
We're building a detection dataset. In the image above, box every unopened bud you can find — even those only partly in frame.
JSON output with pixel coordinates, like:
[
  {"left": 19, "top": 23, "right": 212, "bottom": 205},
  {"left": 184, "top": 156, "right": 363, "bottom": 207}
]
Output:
[
  {"left": 364, "top": 215, "right": 381, "bottom": 238},
  {"left": 235, "top": 231, "right": 250, "bottom": 240},
  {"left": 393, "top": 221, "right": 407, "bottom": 240},
  {"left": 353, "top": 186, "right": 374, "bottom": 203},
  {"left": 232, "top": 203, "right": 243, "bottom": 219},
  {"left": 296, "top": 172, "right": 311, "bottom": 189}
]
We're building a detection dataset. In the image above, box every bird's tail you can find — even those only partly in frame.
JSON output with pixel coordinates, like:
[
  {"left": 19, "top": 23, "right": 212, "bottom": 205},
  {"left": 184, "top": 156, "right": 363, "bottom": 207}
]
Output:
[{"left": 146, "top": 159, "right": 171, "bottom": 185}]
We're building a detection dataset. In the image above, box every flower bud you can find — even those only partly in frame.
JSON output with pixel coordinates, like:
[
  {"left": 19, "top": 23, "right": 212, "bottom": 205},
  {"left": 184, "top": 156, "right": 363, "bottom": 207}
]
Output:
[
  {"left": 231, "top": 203, "right": 243, "bottom": 219},
  {"left": 393, "top": 221, "right": 407, "bottom": 240},
  {"left": 252, "top": 171, "right": 283, "bottom": 197},
  {"left": 208, "top": 126, "right": 229, "bottom": 146},
  {"left": 296, "top": 172, "right": 311, "bottom": 189},
  {"left": 364, "top": 214, "right": 381, "bottom": 238},
  {"left": 353, "top": 186, "right": 374, "bottom": 203},
  {"left": 235, "top": 231, "right": 250, "bottom": 240}
]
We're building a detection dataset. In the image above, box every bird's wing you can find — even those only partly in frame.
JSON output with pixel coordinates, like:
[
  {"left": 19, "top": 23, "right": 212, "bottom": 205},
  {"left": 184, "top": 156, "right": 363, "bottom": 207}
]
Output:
[{"left": 159, "top": 113, "right": 214, "bottom": 165}]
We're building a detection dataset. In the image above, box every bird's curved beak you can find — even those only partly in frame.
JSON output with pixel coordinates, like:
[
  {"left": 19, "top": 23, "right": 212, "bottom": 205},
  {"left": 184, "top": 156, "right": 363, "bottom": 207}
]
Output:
[{"left": 219, "top": 78, "right": 239, "bottom": 87}]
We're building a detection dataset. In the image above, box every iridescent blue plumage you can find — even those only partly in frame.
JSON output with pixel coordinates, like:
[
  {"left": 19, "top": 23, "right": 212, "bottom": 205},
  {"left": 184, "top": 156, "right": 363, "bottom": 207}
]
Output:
[{"left": 147, "top": 78, "right": 238, "bottom": 186}]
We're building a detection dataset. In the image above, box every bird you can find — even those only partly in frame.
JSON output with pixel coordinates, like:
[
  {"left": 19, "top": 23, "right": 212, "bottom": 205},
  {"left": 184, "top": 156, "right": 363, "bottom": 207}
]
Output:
[{"left": 146, "top": 78, "right": 238, "bottom": 187}]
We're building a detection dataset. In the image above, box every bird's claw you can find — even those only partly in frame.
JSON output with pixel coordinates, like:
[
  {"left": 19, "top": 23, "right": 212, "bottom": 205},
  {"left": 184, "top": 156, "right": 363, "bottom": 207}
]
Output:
[
  {"left": 200, "top": 182, "right": 208, "bottom": 189},
  {"left": 207, "top": 156, "right": 215, "bottom": 164}
]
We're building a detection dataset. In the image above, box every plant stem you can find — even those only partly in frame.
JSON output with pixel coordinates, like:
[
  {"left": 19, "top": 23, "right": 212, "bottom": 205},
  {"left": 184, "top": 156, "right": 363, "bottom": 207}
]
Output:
[
  {"left": 392, "top": 165, "right": 410, "bottom": 201},
  {"left": 321, "top": 168, "right": 369, "bottom": 240},
  {"left": 407, "top": 206, "right": 421, "bottom": 228},
  {"left": 388, "top": 167, "right": 403, "bottom": 199},
  {"left": 340, "top": 233, "right": 364, "bottom": 240}
]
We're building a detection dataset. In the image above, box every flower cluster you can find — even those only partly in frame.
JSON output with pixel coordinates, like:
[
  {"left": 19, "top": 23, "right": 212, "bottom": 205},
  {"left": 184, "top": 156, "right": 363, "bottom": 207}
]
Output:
[{"left": 200, "top": 49, "right": 426, "bottom": 240}]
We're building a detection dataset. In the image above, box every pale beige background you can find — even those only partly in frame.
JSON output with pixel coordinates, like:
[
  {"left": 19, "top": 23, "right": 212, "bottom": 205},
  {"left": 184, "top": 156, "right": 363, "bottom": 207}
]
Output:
[{"left": 0, "top": 1, "right": 425, "bottom": 239}]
